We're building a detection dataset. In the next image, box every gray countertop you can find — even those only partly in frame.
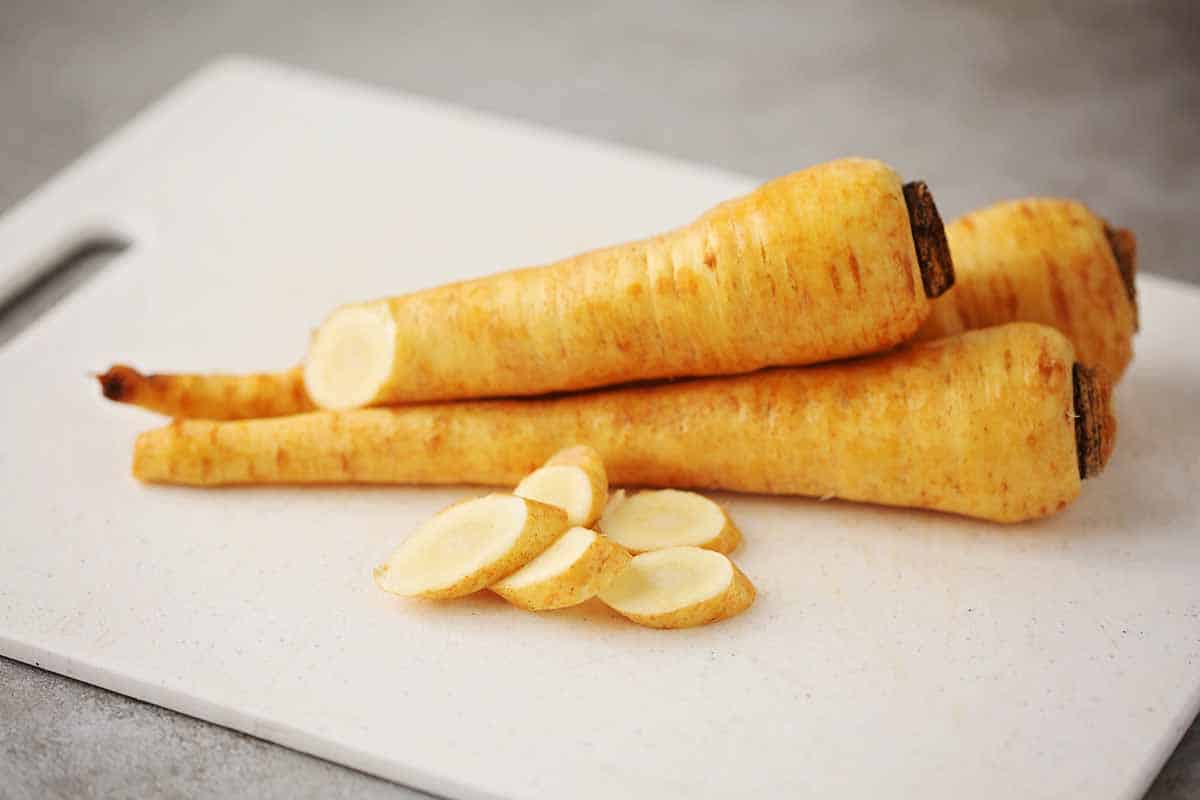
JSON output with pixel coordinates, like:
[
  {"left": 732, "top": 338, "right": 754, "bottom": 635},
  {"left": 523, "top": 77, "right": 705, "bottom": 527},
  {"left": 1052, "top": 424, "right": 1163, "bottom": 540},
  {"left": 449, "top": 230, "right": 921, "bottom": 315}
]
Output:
[{"left": 1, "top": 2, "right": 1197, "bottom": 798}]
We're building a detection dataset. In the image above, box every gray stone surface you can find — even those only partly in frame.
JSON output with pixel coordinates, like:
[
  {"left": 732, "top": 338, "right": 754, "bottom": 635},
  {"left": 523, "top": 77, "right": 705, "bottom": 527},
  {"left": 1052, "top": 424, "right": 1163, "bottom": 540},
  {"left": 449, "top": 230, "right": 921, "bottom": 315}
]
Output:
[
  {"left": 0, "top": 1, "right": 1197, "bottom": 798},
  {"left": 0, "top": 657, "right": 433, "bottom": 800}
]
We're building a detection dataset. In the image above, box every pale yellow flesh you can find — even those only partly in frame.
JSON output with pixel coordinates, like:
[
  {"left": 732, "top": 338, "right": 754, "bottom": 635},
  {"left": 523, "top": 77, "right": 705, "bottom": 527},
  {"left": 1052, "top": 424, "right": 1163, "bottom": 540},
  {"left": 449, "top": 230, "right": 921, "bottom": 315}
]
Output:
[
  {"left": 373, "top": 494, "right": 566, "bottom": 599},
  {"left": 515, "top": 466, "right": 596, "bottom": 527},
  {"left": 304, "top": 304, "right": 397, "bottom": 410},
  {"left": 602, "top": 489, "right": 628, "bottom": 516},
  {"left": 601, "top": 547, "right": 732, "bottom": 615},
  {"left": 598, "top": 489, "right": 740, "bottom": 554},
  {"left": 491, "top": 527, "right": 631, "bottom": 611},
  {"left": 598, "top": 547, "right": 755, "bottom": 628},
  {"left": 496, "top": 527, "right": 597, "bottom": 589}
]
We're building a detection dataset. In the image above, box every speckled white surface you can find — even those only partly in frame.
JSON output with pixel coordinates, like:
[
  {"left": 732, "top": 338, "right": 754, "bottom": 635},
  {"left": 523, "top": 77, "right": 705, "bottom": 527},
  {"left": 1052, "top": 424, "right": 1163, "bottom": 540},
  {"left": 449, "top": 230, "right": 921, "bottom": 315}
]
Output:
[{"left": 1, "top": 60, "right": 1198, "bottom": 800}]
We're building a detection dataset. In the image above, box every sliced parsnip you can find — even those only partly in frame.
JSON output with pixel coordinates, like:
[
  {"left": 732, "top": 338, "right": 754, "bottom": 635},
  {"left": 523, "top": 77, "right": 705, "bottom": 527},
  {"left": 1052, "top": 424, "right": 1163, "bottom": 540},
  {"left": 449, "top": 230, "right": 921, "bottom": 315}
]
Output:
[
  {"left": 514, "top": 445, "right": 608, "bottom": 527},
  {"left": 373, "top": 494, "right": 567, "bottom": 599},
  {"left": 304, "top": 303, "right": 399, "bottom": 411},
  {"left": 491, "top": 527, "right": 631, "bottom": 611},
  {"left": 598, "top": 547, "right": 755, "bottom": 629},
  {"left": 603, "top": 488, "right": 628, "bottom": 516},
  {"left": 301, "top": 161, "right": 948, "bottom": 413},
  {"left": 597, "top": 489, "right": 741, "bottom": 554}
]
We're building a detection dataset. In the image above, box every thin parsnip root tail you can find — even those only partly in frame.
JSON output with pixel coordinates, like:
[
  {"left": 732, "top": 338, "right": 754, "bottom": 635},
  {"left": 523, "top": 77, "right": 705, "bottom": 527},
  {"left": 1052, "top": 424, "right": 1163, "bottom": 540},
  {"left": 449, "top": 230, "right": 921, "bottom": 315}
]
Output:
[
  {"left": 373, "top": 494, "right": 567, "bottom": 600},
  {"left": 97, "top": 364, "right": 314, "bottom": 420},
  {"left": 514, "top": 445, "right": 608, "bottom": 527},
  {"left": 491, "top": 527, "right": 631, "bottom": 611},
  {"left": 597, "top": 547, "right": 755, "bottom": 629},
  {"left": 918, "top": 198, "right": 1138, "bottom": 380},
  {"left": 303, "top": 158, "right": 954, "bottom": 409},
  {"left": 132, "top": 323, "right": 1112, "bottom": 523},
  {"left": 598, "top": 489, "right": 741, "bottom": 554}
]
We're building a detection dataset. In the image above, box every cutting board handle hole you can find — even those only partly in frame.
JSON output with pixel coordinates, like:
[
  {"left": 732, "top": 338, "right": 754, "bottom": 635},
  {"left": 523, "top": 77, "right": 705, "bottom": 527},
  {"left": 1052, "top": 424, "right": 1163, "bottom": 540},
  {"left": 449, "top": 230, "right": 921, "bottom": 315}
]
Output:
[{"left": 0, "top": 235, "right": 130, "bottom": 348}]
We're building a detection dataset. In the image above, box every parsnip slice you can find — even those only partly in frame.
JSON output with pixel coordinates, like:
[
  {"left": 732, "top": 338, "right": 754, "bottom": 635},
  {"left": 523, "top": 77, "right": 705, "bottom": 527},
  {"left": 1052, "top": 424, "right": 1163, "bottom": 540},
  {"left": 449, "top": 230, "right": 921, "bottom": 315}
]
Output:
[
  {"left": 597, "top": 489, "right": 741, "bottom": 554},
  {"left": 491, "top": 527, "right": 631, "bottom": 611},
  {"left": 304, "top": 303, "right": 397, "bottom": 411},
  {"left": 374, "top": 494, "right": 567, "bottom": 599},
  {"left": 603, "top": 488, "right": 627, "bottom": 516},
  {"left": 514, "top": 445, "right": 608, "bottom": 527},
  {"left": 598, "top": 547, "right": 755, "bottom": 629}
]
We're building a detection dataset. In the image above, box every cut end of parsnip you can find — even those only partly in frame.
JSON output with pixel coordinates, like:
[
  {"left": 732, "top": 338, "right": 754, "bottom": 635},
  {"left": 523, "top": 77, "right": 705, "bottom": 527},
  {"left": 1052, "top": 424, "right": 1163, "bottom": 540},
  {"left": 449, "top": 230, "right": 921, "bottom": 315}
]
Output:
[
  {"left": 598, "top": 547, "right": 755, "bottom": 629},
  {"left": 598, "top": 489, "right": 741, "bottom": 555},
  {"left": 491, "top": 527, "right": 632, "bottom": 611},
  {"left": 903, "top": 180, "right": 955, "bottom": 299},
  {"left": 515, "top": 445, "right": 608, "bottom": 527},
  {"left": 304, "top": 303, "right": 397, "bottom": 410},
  {"left": 374, "top": 494, "right": 568, "bottom": 600},
  {"left": 1073, "top": 363, "right": 1116, "bottom": 481},
  {"left": 1104, "top": 222, "right": 1138, "bottom": 329}
]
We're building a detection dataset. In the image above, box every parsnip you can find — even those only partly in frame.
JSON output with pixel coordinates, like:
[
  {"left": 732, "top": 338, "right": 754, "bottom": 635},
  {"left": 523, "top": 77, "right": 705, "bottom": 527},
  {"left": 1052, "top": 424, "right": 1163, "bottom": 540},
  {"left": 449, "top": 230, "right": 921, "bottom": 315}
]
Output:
[
  {"left": 514, "top": 445, "right": 608, "bottom": 527},
  {"left": 303, "top": 158, "right": 953, "bottom": 409},
  {"left": 491, "top": 527, "right": 631, "bottom": 611},
  {"left": 132, "top": 323, "right": 1114, "bottom": 523},
  {"left": 373, "top": 494, "right": 567, "bottom": 599},
  {"left": 597, "top": 547, "right": 755, "bottom": 629},
  {"left": 603, "top": 489, "right": 628, "bottom": 517},
  {"left": 918, "top": 198, "right": 1137, "bottom": 379},
  {"left": 98, "top": 197, "right": 1137, "bottom": 423},
  {"left": 97, "top": 364, "right": 314, "bottom": 420},
  {"left": 598, "top": 489, "right": 741, "bottom": 554}
]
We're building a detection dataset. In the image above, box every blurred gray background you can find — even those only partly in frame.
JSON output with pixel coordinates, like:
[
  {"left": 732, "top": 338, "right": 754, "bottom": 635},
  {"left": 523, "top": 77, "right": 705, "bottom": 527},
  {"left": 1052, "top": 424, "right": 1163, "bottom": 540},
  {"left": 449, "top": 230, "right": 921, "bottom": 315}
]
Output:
[{"left": 1, "top": 1, "right": 1197, "bottom": 799}]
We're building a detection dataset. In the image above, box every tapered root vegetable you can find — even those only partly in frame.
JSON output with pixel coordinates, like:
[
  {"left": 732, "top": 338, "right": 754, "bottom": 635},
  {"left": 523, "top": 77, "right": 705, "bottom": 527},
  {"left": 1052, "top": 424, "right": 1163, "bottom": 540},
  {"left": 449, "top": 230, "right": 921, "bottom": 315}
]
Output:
[
  {"left": 303, "top": 158, "right": 953, "bottom": 409},
  {"left": 97, "top": 364, "right": 314, "bottom": 420},
  {"left": 133, "top": 323, "right": 1113, "bottom": 523},
  {"left": 917, "top": 198, "right": 1137, "bottom": 380},
  {"left": 598, "top": 489, "right": 741, "bottom": 555},
  {"left": 514, "top": 445, "right": 608, "bottom": 527},
  {"left": 490, "top": 527, "right": 631, "bottom": 611},
  {"left": 597, "top": 547, "right": 755, "bottom": 629},
  {"left": 373, "top": 494, "right": 567, "bottom": 599}
]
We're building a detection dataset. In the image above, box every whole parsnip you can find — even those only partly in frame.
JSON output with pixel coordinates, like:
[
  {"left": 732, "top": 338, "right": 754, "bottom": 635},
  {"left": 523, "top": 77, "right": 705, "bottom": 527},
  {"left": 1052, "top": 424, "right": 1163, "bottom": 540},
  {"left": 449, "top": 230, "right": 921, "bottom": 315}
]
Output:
[
  {"left": 919, "top": 198, "right": 1137, "bottom": 379},
  {"left": 100, "top": 158, "right": 954, "bottom": 420},
  {"left": 133, "top": 323, "right": 1112, "bottom": 523},
  {"left": 302, "top": 158, "right": 953, "bottom": 409}
]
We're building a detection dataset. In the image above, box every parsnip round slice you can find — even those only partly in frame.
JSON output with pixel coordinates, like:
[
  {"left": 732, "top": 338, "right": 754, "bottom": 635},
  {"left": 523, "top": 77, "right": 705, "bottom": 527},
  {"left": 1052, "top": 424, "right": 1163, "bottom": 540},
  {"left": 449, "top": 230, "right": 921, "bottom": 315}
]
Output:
[
  {"left": 603, "top": 488, "right": 628, "bottom": 516},
  {"left": 598, "top": 547, "right": 755, "bottom": 629},
  {"left": 491, "top": 527, "right": 631, "bottom": 611},
  {"left": 514, "top": 445, "right": 608, "bottom": 527},
  {"left": 304, "top": 303, "right": 397, "bottom": 410},
  {"left": 597, "top": 489, "right": 741, "bottom": 554},
  {"left": 374, "top": 494, "right": 567, "bottom": 599}
]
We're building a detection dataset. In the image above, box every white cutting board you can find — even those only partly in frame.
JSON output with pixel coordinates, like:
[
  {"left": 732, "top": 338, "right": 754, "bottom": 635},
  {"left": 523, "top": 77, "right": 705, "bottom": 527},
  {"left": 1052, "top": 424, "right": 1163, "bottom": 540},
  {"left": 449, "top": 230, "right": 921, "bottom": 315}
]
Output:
[{"left": 2, "top": 58, "right": 1198, "bottom": 800}]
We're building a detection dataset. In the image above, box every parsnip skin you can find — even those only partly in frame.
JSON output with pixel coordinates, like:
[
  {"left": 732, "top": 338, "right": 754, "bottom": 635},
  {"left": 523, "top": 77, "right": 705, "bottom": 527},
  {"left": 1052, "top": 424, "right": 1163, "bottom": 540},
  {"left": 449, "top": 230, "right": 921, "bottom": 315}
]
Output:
[
  {"left": 98, "top": 365, "right": 314, "bottom": 420},
  {"left": 133, "top": 324, "right": 1110, "bottom": 523},
  {"left": 304, "top": 158, "right": 950, "bottom": 409},
  {"left": 918, "top": 199, "right": 1137, "bottom": 380}
]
